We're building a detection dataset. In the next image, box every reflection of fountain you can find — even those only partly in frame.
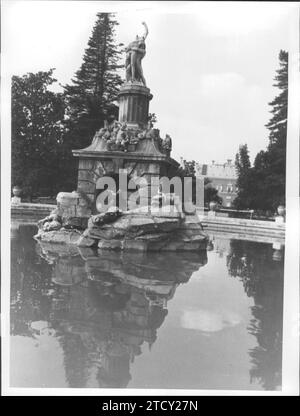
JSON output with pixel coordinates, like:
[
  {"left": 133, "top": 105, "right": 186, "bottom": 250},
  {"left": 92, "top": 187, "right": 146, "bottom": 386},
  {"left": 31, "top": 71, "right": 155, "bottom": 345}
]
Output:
[
  {"left": 226, "top": 239, "right": 284, "bottom": 390},
  {"left": 28, "top": 241, "right": 207, "bottom": 388}
]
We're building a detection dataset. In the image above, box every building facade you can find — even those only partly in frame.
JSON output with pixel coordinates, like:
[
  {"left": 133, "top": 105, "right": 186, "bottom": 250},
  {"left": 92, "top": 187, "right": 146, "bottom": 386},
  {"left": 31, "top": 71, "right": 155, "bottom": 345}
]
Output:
[{"left": 196, "top": 159, "right": 238, "bottom": 207}]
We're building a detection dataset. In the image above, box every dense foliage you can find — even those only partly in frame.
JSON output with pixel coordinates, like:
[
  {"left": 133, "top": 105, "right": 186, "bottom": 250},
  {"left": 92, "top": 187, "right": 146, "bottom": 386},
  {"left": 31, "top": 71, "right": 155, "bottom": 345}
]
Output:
[
  {"left": 11, "top": 13, "right": 123, "bottom": 197},
  {"left": 63, "top": 13, "right": 123, "bottom": 148},
  {"left": 233, "top": 144, "right": 255, "bottom": 209},
  {"left": 234, "top": 50, "right": 288, "bottom": 212},
  {"left": 61, "top": 13, "right": 123, "bottom": 189},
  {"left": 11, "top": 69, "right": 65, "bottom": 197},
  {"left": 226, "top": 240, "right": 284, "bottom": 390}
]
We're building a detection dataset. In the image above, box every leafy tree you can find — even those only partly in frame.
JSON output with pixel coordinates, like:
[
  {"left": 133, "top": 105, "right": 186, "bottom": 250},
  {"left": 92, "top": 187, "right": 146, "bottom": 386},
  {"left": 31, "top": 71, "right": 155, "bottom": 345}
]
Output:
[
  {"left": 204, "top": 178, "right": 223, "bottom": 206},
  {"left": 11, "top": 69, "right": 65, "bottom": 198},
  {"left": 61, "top": 13, "right": 124, "bottom": 189},
  {"left": 181, "top": 159, "right": 196, "bottom": 177}
]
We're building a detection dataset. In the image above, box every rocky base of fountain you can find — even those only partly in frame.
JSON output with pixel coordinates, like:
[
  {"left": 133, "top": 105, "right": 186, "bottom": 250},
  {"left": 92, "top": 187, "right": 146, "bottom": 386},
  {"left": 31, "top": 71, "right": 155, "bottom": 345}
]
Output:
[{"left": 34, "top": 202, "right": 208, "bottom": 252}]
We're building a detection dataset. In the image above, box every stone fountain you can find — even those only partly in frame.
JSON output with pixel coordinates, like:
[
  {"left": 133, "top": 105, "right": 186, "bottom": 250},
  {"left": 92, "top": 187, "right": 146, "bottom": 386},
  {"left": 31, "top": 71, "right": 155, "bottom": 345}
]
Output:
[{"left": 35, "top": 23, "right": 208, "bottom": 252}]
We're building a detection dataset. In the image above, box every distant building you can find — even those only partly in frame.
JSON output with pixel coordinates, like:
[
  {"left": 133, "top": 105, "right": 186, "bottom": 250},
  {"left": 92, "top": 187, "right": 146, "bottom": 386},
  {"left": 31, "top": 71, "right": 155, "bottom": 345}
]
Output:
[{"left": 196, "top": 159, "right": 238, "bottom": 207}]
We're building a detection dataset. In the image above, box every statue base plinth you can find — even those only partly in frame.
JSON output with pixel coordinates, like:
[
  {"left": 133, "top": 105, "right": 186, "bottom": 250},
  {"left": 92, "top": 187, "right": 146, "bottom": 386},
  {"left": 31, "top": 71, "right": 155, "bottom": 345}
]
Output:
[{"left": 118, "top": 82, "right": 153, "bottom": 127}]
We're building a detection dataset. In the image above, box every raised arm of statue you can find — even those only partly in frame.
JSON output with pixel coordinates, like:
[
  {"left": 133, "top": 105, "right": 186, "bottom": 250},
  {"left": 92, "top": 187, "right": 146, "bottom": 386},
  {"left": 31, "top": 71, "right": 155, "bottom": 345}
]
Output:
[
  {"left": 141, "top": 22, "right": 149, "bottom": 40},
  {"left": 125, "top": 22, "right": 148, "bottom": 85}
]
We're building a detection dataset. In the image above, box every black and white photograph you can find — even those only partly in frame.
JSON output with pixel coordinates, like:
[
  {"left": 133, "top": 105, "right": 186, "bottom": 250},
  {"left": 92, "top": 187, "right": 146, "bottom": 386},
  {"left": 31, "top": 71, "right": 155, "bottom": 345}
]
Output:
[{"left": 1, "top": 0, "right": 299, "bottom": 396}]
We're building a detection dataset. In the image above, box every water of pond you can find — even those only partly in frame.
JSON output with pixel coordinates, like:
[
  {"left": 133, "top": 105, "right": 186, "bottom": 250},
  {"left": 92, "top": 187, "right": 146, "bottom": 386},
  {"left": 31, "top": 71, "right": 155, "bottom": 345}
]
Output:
[{"left": 10, "top": 222, "right": 284, "bottom": 390}]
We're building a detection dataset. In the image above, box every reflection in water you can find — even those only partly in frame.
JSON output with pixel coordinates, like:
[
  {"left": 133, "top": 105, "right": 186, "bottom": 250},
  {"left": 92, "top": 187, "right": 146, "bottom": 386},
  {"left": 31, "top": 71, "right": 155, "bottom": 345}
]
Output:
[
  {"left": 226, "top": 240, "right": 284, "bottom": 390},
  {"left": 181, "top": 309, "right": 242, "bottom": 332},
  {"left": 10, "top": 225, "right": 284, "bottom": 390},
  {"left": 11, "top": 224, "right": 207, "bottom": 388}
]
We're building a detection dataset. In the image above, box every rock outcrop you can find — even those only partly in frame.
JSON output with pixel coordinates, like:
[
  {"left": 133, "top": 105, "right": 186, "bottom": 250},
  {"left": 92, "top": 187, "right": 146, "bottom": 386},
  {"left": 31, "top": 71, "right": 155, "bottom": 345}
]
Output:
[{"left": 35, "top": 205, "right": 208, "bottom": 252}]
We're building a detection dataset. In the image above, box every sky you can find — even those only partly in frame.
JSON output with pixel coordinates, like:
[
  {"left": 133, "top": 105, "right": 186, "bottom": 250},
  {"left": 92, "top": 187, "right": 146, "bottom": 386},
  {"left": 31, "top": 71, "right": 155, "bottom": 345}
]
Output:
[{"left": 1, "top": 0, "right": 297, "bottom": 164}]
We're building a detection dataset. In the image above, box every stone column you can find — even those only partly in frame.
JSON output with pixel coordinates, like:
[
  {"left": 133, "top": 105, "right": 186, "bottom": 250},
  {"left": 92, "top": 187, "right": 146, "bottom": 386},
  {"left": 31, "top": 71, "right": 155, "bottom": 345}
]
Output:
[{"left": 118, "top": 83, "right": 153, "bottom": 128}]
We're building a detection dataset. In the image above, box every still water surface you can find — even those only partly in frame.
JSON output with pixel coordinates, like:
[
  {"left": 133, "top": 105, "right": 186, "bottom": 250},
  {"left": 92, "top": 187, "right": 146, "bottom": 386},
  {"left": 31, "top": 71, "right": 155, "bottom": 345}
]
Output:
[{"left": 10, "top": 223, "right": 284, "bottom": 390}]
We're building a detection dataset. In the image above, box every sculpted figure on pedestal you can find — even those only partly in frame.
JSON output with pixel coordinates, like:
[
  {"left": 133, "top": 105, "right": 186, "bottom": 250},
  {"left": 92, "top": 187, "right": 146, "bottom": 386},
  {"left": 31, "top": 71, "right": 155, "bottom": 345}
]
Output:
[
  {"left": 162, "top": 134, "right": 172, "bottom": 153},
  {"left": 125, "top": 22, "right": 148, "bottom": 85}
]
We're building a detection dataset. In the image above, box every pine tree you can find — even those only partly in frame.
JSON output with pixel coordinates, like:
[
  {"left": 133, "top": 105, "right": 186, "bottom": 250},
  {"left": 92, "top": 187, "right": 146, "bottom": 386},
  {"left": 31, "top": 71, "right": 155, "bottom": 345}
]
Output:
[
  {"left": 60, "top": 13, "right": 124, "bottom": 189},
  {"left": 248, "top": 50, "right": 288, "bottom": 211},
  {"left": 262, "top": 50, "right": 288, "bottom": 209},
  {"left": 63, "top": 12, "right": 123, "bottom": 149},
  {"left": 266, "top": 50, "right": 288, "bottom": 150},
  {"left": 234, "top": 51, "right": 288, "bottom": 212}
]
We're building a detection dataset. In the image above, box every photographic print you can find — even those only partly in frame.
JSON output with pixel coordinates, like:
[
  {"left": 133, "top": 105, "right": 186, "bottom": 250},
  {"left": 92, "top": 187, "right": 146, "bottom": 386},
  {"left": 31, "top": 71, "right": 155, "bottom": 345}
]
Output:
[{"left": 1, "top": 0, "right": 299, "bottom": 396}]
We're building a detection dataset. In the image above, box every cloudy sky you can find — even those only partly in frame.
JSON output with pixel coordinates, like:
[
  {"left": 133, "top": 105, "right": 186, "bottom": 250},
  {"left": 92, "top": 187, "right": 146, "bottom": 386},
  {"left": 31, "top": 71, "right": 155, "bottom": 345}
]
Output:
[{"left": 2, "top": 1, "right": 297, "bottom": 163}]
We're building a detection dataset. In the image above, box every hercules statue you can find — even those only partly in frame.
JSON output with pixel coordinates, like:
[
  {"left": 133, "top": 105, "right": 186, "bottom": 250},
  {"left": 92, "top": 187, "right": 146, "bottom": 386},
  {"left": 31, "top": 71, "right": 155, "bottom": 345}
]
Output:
[{"left": 125, "top": 22, "right": 148, "bottom": 86}]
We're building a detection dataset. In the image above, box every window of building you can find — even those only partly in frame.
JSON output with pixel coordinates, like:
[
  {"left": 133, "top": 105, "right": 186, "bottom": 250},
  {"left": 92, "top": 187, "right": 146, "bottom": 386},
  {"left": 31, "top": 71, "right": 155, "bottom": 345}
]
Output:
[{"left": 227, "top": 184, "right": 233, "bottom": 193}]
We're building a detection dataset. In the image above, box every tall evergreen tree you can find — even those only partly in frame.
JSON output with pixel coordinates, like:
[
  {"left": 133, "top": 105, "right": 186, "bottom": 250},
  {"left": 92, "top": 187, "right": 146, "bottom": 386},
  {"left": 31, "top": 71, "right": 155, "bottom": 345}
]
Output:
[
  {"left": 61, "top": 12, "right": 124, "bottom": 189},
  {"left": 254, "top": 50, "right": 288, "bottom": 210},
  {"left": 234, "top": 50, "right": 288, "bottom": 212},
  {"left": 11, "top": 69, "right": 65, "bottom": 198},
  {"left": 266, "top": 50, "right": 288, "bottom": 149},
  {"left": 64, "top": 12, "right": 123, "bottom": 147},
  {"left": 234, "top": 144, "right": 255, "bottom": 209}
]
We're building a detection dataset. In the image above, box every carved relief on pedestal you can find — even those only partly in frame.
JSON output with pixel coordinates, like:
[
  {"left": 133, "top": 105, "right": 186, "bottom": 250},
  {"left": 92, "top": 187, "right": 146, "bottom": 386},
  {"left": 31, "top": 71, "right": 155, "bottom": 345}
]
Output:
[{"left": 90, "top": 116, "right": 172, "bottom": 156}]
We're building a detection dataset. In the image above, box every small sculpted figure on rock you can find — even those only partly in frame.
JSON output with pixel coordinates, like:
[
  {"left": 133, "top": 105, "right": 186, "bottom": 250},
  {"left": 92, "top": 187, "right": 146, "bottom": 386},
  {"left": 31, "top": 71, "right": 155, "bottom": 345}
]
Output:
[
  {"left": 37, "top": 214, "right": 62, "bottom": 234},
  {"left": 92, "top": 207, "right": 123, "bottom": 227},
  {"left": 103, "top": 129, "right": 111, "bottom": 141}
]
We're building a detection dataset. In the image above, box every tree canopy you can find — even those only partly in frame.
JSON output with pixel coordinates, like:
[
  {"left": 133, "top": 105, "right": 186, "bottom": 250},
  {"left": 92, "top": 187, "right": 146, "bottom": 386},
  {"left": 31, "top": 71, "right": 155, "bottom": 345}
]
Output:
[
  {"left": 11, "top": 13, "right": 124, "bottom": 197},
  {"left": 234, "top": 50, "right": 288, "bottom": 212},
  {"left": 63, "top": 12, "right": 123, "bottom": 149},
  {"left": 234, "top": 144, "right": 256, "bottom": 209},
  {"left": 60, "top": 12, "right": 124, "bottom": 190},
  {"left": 11, "top": 69, "right": 65, "bottom": 197}
]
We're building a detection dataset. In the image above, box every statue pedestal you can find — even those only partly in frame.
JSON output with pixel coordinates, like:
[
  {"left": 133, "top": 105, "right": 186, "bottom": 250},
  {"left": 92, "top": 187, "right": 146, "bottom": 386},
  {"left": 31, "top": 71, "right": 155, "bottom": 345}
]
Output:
[
  {"left": 73, "top": 80, "right": 179, "bottom": 212},
  {"left": 118, "top": 82, "right": 153, "bottom": 128}
]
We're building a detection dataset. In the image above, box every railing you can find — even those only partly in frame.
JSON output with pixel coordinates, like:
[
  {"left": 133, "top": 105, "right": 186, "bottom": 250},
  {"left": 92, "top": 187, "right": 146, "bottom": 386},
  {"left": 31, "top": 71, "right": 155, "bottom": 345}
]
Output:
[
  {"left": 198, "top": 206, "right": 276, "bottom": 221},
  {"left": 217, "top": 208, "right": 255, "bottom": 219},
  {"left": 31, "top": 197, "right": 57, "bottom": 205},
  {"left": 197, "top": 209, "right": 285, "bottom": 242}
]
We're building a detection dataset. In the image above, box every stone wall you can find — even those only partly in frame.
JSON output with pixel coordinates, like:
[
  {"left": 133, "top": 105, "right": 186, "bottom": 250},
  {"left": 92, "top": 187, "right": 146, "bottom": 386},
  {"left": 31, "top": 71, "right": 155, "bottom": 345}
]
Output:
[
  {"left": 199, "top": 213, "right": 285, "bottom": 243},
  {"left": 76, "top": 157, "right": 178, "bottom": 213},
  {"left": 11, "top": 203, "right": 55, "bottom": 219}
]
